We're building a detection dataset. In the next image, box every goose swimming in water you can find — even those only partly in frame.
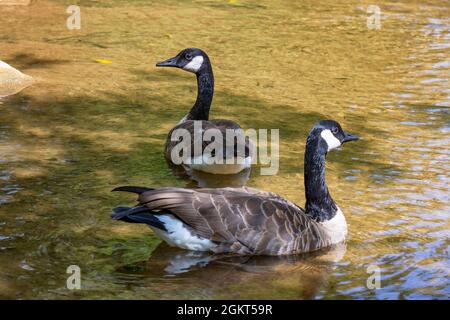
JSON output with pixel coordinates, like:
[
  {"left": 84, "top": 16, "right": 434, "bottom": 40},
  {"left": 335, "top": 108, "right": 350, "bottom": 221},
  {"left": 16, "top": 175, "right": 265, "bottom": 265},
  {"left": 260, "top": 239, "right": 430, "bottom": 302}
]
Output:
[
  {"left": 156, "top": 48, "right": 252, "bottom": 174},
  {"left": 112, "top": 120, "right": 359, "bottom": 255}
]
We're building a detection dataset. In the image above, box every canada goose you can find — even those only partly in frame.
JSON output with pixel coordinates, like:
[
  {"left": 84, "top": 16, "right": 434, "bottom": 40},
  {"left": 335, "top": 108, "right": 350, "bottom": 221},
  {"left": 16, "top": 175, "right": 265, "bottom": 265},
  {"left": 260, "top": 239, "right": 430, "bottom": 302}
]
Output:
[
  {"left": 112, "top": 120, "right": 359, "bottom": 255},
  {"left": 156, "top": 48, "right": 252, "bottom": 174},
  {"left": 0, "top": 60, "right": 33, "bottom": 98}
]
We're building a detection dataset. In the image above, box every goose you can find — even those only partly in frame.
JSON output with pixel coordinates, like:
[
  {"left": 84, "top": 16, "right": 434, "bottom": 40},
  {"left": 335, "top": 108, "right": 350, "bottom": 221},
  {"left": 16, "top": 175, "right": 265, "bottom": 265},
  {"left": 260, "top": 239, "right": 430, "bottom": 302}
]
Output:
[
  {"left": 156, "top": 48, "right": 252, "bottom": 174},
  {"left": 0, "top": 60, "right": 33, "bottom": 98},
  {"left": 111, "top": 120, "right": 359, "bottom": 256}
]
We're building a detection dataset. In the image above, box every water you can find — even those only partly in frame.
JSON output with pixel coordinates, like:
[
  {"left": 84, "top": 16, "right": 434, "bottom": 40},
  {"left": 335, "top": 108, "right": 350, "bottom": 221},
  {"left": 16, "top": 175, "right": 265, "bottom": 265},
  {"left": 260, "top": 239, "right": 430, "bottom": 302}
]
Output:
[{"left": 0, "top": 0, "right": 449, "bottom": 299}]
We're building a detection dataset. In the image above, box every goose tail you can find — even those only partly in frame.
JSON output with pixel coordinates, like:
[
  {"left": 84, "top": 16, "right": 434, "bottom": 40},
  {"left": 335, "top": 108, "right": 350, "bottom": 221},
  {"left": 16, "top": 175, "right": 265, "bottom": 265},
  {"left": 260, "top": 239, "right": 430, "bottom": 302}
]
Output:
[{"left": 111, "top": 206, "right": 167, "bottom": 231}]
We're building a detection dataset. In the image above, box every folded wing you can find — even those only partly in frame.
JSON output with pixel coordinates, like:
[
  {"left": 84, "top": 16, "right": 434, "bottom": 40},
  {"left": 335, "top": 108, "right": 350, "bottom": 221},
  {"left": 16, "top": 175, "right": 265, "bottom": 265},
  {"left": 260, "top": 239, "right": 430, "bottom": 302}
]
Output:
[{"left": 129, "top": 187, "right": 329, "bottom": 255}]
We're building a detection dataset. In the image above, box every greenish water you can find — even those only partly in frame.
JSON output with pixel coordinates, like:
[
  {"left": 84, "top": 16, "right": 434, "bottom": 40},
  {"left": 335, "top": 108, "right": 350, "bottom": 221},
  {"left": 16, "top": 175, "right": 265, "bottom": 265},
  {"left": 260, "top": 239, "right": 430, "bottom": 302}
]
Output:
[{"left": 0, "top": 0, "right": 449, "bottom": 299}]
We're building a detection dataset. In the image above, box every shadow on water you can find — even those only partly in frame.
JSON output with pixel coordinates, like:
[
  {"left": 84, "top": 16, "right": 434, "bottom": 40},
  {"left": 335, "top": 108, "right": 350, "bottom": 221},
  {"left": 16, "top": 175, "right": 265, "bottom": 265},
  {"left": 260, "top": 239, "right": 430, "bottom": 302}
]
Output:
[
  {"left": 55, "top": 0, "right": 268, "bottom": 9},
  {"left": 0, "top": 74, "right": 396, "bottom": 201},
  {"left": 0, "top": 85, "right": 391, "bottom": 205},
  {"left": 5, "top": 53, "right": 70, "bottom": 70}
]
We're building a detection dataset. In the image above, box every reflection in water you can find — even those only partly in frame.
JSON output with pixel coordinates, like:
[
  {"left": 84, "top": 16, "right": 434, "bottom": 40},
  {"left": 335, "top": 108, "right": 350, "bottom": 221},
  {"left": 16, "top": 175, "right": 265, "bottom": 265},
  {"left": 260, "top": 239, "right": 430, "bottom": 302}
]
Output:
[
  {"left": 168, "top": 161, "right": 251, "bottom": 188},
  {"left": 115, "top": 243, "right": 346, "bottom": 299}
]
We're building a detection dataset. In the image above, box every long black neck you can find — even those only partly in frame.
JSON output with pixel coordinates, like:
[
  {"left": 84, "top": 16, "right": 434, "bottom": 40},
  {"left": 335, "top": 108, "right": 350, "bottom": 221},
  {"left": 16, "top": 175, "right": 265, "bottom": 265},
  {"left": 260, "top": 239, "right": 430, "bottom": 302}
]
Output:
[
  {"left": 304, "top": 135, "right": 337, "bottom": 222},
  {"left": 187, "top": 64, "right": 214, "bottom": 121}
]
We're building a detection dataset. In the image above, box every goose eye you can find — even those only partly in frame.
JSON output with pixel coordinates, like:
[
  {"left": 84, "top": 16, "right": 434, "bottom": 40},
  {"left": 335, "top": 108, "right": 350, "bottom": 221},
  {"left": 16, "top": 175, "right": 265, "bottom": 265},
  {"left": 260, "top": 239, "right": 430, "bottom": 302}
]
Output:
[
  {"left": 185, "top": 53, "right": 193, "bottom": 61},
  {"left": 332, "top": 127, "right": 339, "bottom": 135}
]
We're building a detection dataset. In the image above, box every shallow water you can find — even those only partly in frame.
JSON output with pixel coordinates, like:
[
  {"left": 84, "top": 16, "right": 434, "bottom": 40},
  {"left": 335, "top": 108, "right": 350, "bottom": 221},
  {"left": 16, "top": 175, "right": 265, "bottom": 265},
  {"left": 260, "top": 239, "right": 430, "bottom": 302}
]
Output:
[{"left": 0, "top": 0, "right": 449, "bottom": 299}]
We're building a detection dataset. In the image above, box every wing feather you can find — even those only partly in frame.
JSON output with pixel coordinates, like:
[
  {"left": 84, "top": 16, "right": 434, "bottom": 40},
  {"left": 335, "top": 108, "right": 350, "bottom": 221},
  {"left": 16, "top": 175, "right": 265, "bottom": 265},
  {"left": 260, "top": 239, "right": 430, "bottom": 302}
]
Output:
[
  {"left": 126, "top": 186, "right": 329, "bottom": 255},
  {"left": 165, "top": 120, "right": 253, "bottom": 161}
]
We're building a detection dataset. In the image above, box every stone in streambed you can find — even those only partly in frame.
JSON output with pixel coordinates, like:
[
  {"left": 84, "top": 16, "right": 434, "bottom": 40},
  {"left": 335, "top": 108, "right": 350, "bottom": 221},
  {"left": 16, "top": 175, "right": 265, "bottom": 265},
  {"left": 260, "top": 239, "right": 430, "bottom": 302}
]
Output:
[{"left": 0, "top": 60, "right": 34, "bottom": 98}]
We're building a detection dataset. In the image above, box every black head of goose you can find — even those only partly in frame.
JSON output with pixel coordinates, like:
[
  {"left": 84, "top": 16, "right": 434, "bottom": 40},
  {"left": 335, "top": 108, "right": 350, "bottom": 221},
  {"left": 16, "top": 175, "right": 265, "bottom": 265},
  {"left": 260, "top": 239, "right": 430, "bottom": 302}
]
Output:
[
  {"left": 111, "top": 120, "right": 359, "bottom": 256},
  {"left": 156, "top": 48, "right": 252, "bottom": 175}
]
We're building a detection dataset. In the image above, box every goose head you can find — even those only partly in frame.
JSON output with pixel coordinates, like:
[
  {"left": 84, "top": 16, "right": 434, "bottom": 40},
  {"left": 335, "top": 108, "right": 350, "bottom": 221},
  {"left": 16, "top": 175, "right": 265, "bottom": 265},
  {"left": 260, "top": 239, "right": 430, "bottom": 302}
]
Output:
[
  {"left": 308, "top": 120, "right": 359, "bottom": 153},
  {"left": 156, "top": 48, "right": 210, "bottom": 74}
]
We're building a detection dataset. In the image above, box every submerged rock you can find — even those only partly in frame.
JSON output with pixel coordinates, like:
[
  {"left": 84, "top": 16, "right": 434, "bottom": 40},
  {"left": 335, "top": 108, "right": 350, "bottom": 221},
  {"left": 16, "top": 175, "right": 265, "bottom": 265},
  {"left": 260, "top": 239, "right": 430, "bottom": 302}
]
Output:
[{"left": 0, "top": 60, "right": 33, "bottom": 98}]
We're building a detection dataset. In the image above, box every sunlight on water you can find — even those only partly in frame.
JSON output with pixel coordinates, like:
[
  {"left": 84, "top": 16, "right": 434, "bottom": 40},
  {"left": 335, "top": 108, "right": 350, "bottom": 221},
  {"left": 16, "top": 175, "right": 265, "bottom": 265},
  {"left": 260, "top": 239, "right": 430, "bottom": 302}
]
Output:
[{"left": 0, "top": 0, "right": 448, "bottom": 299}]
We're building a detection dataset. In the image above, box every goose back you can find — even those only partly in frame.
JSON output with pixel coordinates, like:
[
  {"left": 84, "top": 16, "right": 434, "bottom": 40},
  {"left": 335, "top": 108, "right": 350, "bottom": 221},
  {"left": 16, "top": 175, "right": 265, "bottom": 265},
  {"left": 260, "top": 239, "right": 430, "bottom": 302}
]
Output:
[
  {"left": 114, "top": 187, "right": 334, "bottom": 255},
  {"left": 164, "top": 119, "right": 253, "bottom": 174}
]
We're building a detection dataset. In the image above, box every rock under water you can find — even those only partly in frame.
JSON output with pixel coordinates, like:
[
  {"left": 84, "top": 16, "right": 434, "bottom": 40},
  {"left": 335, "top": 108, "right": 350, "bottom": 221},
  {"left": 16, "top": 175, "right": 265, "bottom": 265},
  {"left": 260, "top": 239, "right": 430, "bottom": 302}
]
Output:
[{"left": 0, "top": 60, "right": 33, "bottom": 98}]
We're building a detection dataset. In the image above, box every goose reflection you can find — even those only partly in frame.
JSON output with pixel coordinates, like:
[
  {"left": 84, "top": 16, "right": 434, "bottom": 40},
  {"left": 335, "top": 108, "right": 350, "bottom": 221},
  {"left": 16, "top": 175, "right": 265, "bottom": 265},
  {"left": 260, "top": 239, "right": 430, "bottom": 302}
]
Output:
[
  {"left": 116, "top": 242, "right": 346, "bottom": 299},
  {"left": 167, "top": 161, "right": 252, "bottom": 188}
]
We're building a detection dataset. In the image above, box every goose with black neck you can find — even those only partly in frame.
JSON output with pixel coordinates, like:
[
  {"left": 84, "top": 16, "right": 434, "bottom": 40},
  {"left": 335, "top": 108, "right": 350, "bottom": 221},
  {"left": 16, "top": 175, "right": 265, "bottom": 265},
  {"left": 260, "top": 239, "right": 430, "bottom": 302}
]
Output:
[
  {"left": 111, "top": 120, "right": 359, "bottom": 255},
  {"left": 156, "top": 48, "right": 252, "bottom": 175}
]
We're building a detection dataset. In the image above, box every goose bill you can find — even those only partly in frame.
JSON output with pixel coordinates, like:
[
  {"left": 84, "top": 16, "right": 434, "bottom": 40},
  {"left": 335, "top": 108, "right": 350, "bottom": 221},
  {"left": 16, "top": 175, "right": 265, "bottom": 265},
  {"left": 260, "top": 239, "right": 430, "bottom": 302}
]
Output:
[
  {"left": 156, "top": 57, "right": 178, "bottom": 67},
  {"left": 342, "top": 132, "right": 359, "bottom": 143}
]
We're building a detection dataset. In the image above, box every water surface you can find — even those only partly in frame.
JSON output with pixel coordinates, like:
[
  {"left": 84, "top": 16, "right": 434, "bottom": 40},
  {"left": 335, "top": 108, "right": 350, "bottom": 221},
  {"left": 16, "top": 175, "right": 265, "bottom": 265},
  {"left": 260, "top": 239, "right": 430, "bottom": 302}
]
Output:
[{"left": 0, "top": 0, "right": 449, "bottom": 299}]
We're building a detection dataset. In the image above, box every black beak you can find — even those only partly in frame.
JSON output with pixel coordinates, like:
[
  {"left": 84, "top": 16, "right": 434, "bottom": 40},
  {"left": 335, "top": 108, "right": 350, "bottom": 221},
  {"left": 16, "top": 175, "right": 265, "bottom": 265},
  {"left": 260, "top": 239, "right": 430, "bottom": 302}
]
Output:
[
  {"left": 156, "top": 56, "right": 178, "bottom": 68},
  {"left": 342, "top": 131, "right": 359, "bottom": 143}
]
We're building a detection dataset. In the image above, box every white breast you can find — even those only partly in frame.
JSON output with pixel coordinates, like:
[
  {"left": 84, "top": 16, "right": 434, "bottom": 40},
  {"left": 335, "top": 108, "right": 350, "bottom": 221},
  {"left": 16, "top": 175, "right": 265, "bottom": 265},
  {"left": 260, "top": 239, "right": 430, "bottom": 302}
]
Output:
[
  {"left": 150, "top": 215, "right": 215, "bottom": 251},
  {"left": 319, "top": 207, "right": 348, "bottom": 245}
]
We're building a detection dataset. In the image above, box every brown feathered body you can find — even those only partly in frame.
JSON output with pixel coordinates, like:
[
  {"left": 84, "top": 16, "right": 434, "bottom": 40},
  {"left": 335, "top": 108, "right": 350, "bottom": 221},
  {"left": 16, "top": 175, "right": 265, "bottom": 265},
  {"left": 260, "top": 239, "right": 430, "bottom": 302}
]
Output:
[
  {"left": 112, "top": 186, "right": 342, "bottom": 256},
  {"left": 164, "top": 119, "right": 253, "bottom": 174}
]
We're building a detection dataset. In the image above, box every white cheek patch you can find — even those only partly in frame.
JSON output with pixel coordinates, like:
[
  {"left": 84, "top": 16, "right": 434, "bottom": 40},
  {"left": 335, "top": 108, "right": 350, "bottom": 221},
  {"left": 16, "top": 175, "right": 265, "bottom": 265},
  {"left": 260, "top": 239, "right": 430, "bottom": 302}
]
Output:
[
  {"left": 183, "top": 56, "right": 204, "bottom": 73},
  {"left": 321, "top": 129, "right": 341, "bottom": 151}
]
